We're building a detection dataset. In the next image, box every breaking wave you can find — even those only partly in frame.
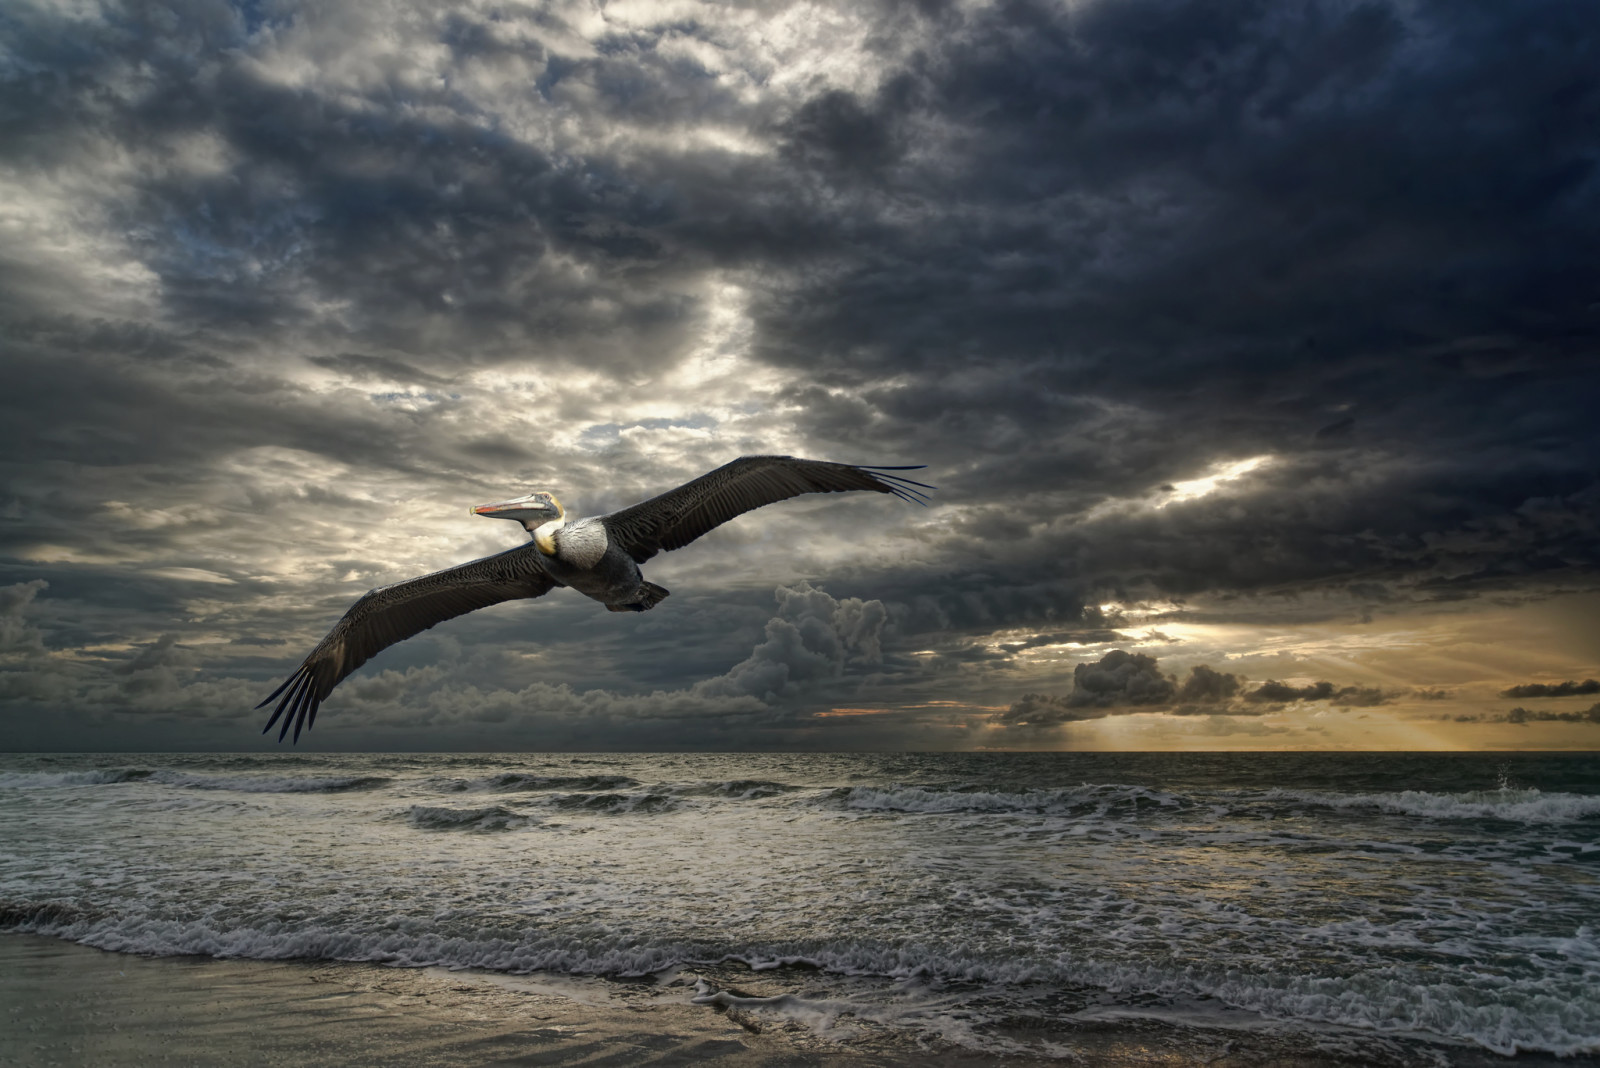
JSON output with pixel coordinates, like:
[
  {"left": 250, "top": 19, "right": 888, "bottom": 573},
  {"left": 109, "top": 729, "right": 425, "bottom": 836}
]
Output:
[
  {"left": 405, "top": 805, "right": 532, "bottom": 832},
  {"left": 0, "top": 769, "right": 391, "bottom": 793},
  {"left": 668, "top": 779, "right": 802, "bottom": 800},
  {"left": 547, "top": 791, "right": 675, "bottom": 814},
  {"left": 158, "top": 773, "right": 394, "bottom": 793},
  {"left": 434, "top": 773, "right": 641, "bottom": 793},
  {"left": 1257, "top": 787, "right": 1600, "bottom": 825},
  {"left": 829, "top": 782, "right": 1182, "bottom": 815},
  {"left": 2, "top": 904, "right": 1594, "bottom": 1057}
]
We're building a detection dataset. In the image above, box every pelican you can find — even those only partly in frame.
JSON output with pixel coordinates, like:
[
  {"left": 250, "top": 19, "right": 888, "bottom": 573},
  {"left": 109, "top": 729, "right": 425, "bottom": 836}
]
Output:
[{"left": 258, "top": 456, "right": 930, "bottom": 742}]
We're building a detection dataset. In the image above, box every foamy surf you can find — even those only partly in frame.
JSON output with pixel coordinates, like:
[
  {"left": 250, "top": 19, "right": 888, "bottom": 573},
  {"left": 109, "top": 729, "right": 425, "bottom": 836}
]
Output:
[
  {"left": 1259, "top": 786, "right": 1600, "bottom": 824},
  {"left": 2, "top": 750, "right": 1596, "bottom": 1061}
]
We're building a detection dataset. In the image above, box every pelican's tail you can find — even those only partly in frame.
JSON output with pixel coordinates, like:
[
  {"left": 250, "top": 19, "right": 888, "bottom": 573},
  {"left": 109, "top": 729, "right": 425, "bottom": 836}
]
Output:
[{"left": 607, "top": 581, "right": 670, "bottom": 612}]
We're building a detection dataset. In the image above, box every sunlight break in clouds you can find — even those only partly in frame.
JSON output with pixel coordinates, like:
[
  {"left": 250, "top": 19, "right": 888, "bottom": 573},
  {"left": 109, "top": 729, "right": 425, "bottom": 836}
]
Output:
[
  {"left": 1156, "top": 456, "right": 1274, "bottom": 507},
  {"left": 0, "top": 0, "right": 1596, "bottom": 751}
]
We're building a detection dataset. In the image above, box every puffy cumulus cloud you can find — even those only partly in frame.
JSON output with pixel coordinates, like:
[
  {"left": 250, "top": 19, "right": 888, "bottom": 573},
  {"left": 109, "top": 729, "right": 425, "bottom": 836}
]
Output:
[
  {"left": 995, "top": 650, "right": 1190, "bottom": 726},
  {"left": 696, "top": 582, "right": 887, "bottom": 702},
  {"left": 0, "top": 580, "right": 907, "bottom": 749},
  {"left": 1175, "top": 664, "right": 1242, "bottom": 705},
  {"left": 993, "top": 649, "right": 1399, "bottom": 730},
  {"left": 1501, "top": 704, "right": 1600, "bottom": 726},
  {"left": 1501, "top": 679, "right": 1600, "bottom": 699},
  {"left": 0, "top": 592, "right": 260, "bottom": 720},
  {"left": 1243, "top": 680, "right": 1392, "bottom": 707},
  {"left": 1061, "top": 650, "right": 1175, "bottom": 709}
]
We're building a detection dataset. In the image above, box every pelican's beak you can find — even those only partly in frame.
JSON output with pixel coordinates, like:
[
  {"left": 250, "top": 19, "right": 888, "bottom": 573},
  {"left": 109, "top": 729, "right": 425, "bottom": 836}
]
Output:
[{"left": 469, "top": 493, "right": 562, "bottom": 524}]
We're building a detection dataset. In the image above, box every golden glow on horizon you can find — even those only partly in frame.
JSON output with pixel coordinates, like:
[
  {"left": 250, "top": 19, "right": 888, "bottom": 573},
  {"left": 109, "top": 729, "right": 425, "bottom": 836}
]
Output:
[{"left": 818, "top": 700, "right": 1010, "bottom": 718}]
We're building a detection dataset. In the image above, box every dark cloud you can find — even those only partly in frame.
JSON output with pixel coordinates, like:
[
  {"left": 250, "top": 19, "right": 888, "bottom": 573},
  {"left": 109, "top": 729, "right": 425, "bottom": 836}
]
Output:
[
  {"left": 1502, "top": 705, "right": 1600, "bottom": 725},
  {"left": 1500, "top": 679, "right": 1600, "bottom": 699},
  {"left": 0, "top": 580, "right": 49, "bottom": 655},
  {"left": 1244, "top": 680, "right": 1392, "bottom": 706},
  {"left": 1061, "top": 650, "right": 1176, "bottom": 708},
  {"left": 1, "top": 0, "right": 1596, "bottom": 750},
  {"left": 993, "top": 649, "right": 1400, "bottom": 729},
  {"left": 994, "top": 692, "right": 1104, "bottom": 728},
  {"left": 1176, "top": 664, "right": 1243, "bottom": 704}
]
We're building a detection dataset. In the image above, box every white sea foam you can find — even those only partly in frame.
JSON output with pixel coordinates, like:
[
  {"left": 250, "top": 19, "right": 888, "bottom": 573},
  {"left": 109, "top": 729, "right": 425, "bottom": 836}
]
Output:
[
  {"left": 4, "top": 751, "right": 1597, "bottom": 1060},
  {"left": 832, "top": 782, "right": 1181, "bottom": 815},
  {"left": 0, "top": 769, "right": 155, "bottom": 788},
  {"left": 1260, "top": 787, "right": 1600, "bottom": 824},
  {"left": 4, "top": 905, "right": 1595, "bottom": 1058}
]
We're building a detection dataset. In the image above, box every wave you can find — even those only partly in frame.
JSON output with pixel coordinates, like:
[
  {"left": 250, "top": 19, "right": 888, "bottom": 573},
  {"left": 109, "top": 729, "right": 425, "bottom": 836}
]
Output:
[
  {"left": 0, "top": 769, "right": 392, "bottom": 794},
  {"left": 405, "top": 805, "right": 532, "bottom": 832},
  {"left": 547, "top": 791, "right": 675, "bottom": 815},
  {"left": 829, "top": 782, "right": 1182, "bottom": 815},
  {"left": 667, "top": 779, "right": 802, "bottom": 800},
  {"left": 157, "top": 773, "right": 394, "bottom": 794},
  {"left": 3, "top": 906, "right": 1594, "bottom": 1058},
  {"left": 409, "top": 792, "right": 674, "bottom": 817},
  {"left": 1258, "top": 787, "right": 1600, "bottom": 825},
  {"left": 435, "top": 773, "right": 642, "bottom": 793},
  {"left": 812, "top": 780, "right": 1600, "bottom": 827},
  {"left": 0, "top": 768, "right": 157, "bottom": 788}
]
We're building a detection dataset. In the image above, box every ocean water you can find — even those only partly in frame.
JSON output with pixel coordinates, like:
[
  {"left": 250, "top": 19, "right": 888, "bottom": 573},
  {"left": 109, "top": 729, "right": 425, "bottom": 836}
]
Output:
[{"left": 1, "top": 751, "right": 1597, "bottom": 1062}]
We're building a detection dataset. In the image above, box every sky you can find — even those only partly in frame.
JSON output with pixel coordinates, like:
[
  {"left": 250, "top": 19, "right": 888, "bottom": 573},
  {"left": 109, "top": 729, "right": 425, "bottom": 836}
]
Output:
[{"left": 1, "top": 0, "right": 1597, "bottom": 752}]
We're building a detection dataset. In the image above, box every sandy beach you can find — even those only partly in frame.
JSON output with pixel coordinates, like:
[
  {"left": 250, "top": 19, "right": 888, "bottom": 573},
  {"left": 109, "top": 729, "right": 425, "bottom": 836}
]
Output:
[{"left": 3, "top": 933, "right": 1591, "bottom": 1067}]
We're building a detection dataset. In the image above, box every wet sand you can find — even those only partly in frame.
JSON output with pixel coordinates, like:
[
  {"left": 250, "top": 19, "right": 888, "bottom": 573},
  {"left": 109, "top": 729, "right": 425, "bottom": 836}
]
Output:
[{"left": 1, "top": 934, "right": 1588, "bottom": 1067}]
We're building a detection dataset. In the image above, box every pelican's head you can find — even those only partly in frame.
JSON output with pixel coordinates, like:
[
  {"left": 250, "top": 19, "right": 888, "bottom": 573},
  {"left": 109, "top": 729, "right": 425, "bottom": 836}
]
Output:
[{"left": 471, "top": 491, "right": 564, "bottom": 530}]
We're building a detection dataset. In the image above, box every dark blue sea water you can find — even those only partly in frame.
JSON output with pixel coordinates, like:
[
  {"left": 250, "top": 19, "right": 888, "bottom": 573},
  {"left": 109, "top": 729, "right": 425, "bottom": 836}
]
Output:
[{"left": 2, "top": 751, "right": 1596, "bottom": 1061}]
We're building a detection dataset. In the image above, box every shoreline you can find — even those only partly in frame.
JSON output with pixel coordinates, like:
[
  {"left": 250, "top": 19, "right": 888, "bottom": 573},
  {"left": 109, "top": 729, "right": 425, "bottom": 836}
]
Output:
[{"left": 5, "top": 933, "right": 1592, "bottom": 1067}]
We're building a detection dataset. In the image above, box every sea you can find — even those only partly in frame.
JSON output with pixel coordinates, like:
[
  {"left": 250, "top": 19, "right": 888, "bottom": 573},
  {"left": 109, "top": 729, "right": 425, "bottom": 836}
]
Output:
[{"left": 1, "top": 751, "right": 1597, "bottom": 1064}]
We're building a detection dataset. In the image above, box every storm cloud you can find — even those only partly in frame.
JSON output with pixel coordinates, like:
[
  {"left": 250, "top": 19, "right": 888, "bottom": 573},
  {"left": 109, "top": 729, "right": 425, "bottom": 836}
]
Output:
[
  {"left": 1501, "top": 680, "right": 1600, "bottom": 699},
  {"left": 993, "top": 649, "right": 1399, "bottom": 730},
  {"left": 1, "top": 0, "right": 1596, "bottom": 750}
]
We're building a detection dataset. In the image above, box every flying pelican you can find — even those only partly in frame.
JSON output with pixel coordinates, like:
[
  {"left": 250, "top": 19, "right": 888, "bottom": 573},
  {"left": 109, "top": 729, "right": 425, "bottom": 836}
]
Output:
[{"left": 258, "top": 456, "right": 930, "bottom": 742}]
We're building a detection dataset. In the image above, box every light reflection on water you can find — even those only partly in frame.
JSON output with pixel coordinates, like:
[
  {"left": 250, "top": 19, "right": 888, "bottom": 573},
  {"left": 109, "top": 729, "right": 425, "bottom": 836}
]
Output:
[{"left": 0, "top": 750, "right": 1597, "bottom": 1059}]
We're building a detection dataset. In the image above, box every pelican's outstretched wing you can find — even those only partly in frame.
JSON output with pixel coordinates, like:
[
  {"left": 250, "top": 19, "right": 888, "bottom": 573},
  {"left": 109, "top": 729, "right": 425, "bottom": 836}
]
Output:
[
  {"left": 258, "top": 544, "right": 557, "bottom": 743},
  {"left": 601, "top": 455, "right": 932, "bottom": 564}
]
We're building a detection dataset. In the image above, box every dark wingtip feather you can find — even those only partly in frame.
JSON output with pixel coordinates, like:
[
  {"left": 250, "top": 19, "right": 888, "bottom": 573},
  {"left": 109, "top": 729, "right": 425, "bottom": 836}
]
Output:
[
  {"left": 887, "top": 487, "right": 931, "bottom": 507},
  {"left": 855, "top": 465, "right": 936, "bottom": 499},
  {"left": 273, "top": 670, "right": 313, "bottom": 743},
  {"left": 254, "top": 671, "right": 297, "bottom": 711},
  {"left": 289, "top": 673, "right": 317, "bottom": 745},
  {"left": 261, "top": 669, "right": 302, "bottom": 734},
  {"left": 864, "top": 469, "right": 935, "bottom": 505}
]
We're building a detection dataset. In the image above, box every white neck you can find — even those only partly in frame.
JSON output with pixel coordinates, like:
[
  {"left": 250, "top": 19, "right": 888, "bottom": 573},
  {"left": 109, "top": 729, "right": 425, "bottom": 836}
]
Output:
[{"left": 531, "top": 518, "right": 563, "bottom": 555}]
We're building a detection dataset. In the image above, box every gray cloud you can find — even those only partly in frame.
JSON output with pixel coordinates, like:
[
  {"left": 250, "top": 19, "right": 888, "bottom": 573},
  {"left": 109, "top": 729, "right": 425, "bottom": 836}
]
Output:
[
  {"left": 1060, "top": 650, "right": 1176, "bottom": 709},
  {"left": 0, "top": 580, "right": 48, "bottom": 655},
  {"left": 1501, "top": 679, "right": 1600, "bottom": 699},
  {"left": 1, "top": 0, "right": 1597, "bottom": 750},
  {"left": 993, "top": 649, "right": 1398, "bottom": 729},
  {"left": 1176, "top": 664, "right": 1243, "bottom": 704},
  {"left": 1243, "top": 680, "right": 1392, "bottom": 706},
  {"left": 1502, "top": 705, "right": 1600, "bottom": 726}
]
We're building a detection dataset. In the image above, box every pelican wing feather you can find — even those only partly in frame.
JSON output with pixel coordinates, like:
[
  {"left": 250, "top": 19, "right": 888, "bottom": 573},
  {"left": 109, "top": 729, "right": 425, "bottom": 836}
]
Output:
[
  {"left": 601, "top": 455, "right": 931, "bottom": 564},
  {"left": 257, "top": 545, "right": 556, "bottom": 743}
]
